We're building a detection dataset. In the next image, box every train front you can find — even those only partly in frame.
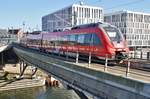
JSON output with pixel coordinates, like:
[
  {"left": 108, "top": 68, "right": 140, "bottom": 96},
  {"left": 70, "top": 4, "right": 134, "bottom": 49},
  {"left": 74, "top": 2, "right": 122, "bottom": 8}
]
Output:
[{"left": 101, "top": 24, "right": 129, "bottom": 60}]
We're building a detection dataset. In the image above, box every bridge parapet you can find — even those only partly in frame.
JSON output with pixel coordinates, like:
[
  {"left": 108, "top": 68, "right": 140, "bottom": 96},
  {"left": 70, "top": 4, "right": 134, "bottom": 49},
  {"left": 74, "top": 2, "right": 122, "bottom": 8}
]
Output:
[{"left": 13, "top": 45, "right": 150, "bottom": 99}]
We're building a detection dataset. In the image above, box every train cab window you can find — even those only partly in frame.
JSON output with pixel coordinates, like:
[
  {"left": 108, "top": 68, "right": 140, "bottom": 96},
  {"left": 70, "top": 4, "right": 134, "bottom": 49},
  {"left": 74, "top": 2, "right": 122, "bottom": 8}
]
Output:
[
  {"left": 104, "top": 27, "right": 122, "bottom": 42},
  {"left": 92, "top": 34, "right": 101, "bottom": 46}
]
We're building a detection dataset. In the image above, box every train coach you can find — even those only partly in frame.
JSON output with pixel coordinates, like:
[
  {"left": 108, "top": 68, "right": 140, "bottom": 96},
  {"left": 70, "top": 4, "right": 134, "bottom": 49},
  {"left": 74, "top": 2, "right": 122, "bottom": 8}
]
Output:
[{"left": 20, "top": 22, "right": 129, "bottom": 62}]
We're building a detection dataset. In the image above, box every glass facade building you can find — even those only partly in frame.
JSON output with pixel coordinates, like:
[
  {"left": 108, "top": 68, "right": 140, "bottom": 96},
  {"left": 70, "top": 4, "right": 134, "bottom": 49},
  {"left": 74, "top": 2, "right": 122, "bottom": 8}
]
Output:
[
  {"left": 104, "top": 10, "right": 150, "bottom": 48},
  {"left": 42, "top": 4, "right": 103, "bottom": 32}
]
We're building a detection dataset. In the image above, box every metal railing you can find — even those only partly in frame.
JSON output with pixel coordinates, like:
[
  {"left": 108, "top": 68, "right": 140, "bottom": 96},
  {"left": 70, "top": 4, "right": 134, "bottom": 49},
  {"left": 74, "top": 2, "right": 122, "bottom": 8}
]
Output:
[
  {"left": 129, "top": 51, "right": 150, "bottom": 60},
  {"left": 0, "top": 35, "right": 17, "bottom": 46},
  {"left": 17, "top": 44, "right": 150, "bottom": 81},
  {"left": 67, "top": 51, "right": 150, "bottom": 79}
]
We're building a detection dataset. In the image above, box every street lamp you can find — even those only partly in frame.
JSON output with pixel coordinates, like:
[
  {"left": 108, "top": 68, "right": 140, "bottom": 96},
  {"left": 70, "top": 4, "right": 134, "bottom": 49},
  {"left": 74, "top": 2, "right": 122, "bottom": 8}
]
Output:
[{"left": 22, "top": 21, "right": 25, "bottom": 32}]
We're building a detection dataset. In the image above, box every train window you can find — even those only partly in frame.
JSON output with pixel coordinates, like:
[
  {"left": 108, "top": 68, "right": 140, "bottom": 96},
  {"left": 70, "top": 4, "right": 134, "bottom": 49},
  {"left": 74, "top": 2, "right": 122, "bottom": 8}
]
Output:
[
  {"left": 70, "top": 35, "right": 76, "bottom": 42},
  {"left": 57, "top": 36, "right": 61, "bottom": 41},
  {"left": 59, "top": 36, "right": 63, "bottom": 41},
  {"left": 84, "top": 34, "right": 92, "bottom": 45},
  {"left": 66, "top": 35, "right": 76, "bottom": 45},
  {"left": 92, "top": 34, "right": 101, "bottom": 46},
  {"left": 63, "top": 35, "right": 68, "bottom": 41},
  {"left": 67, "top": 35, "right": 70, "bottom": 41},
  {"left": 78, "top": 34, "right": 85, "bottom": 44},
  {"left": 75, "top": 35, "right": 78, "bottom": 42}
]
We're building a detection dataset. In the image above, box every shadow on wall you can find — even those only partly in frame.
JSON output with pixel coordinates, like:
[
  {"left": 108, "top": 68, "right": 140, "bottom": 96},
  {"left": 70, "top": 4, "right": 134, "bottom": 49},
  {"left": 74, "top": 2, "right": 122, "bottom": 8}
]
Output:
[{"left": 0, "top": 48, "right": 19, "bottom": 69}]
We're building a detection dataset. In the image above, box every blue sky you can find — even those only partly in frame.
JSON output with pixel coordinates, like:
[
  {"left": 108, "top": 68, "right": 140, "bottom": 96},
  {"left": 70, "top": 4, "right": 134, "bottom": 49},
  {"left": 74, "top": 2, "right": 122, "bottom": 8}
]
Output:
[{"left": 0, "top": 0, "right": 149, "bottom": 31}]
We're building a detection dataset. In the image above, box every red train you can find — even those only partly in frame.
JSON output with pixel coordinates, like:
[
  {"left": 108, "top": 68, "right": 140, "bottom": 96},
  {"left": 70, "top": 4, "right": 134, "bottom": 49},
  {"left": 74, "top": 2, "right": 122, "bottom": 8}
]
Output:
[{"left": 21, "top": 22, "right": 129, "bottom": 61}]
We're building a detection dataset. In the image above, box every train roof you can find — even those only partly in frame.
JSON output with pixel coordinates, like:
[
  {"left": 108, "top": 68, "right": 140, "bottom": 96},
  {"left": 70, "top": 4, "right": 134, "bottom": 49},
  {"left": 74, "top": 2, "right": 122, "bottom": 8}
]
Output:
[{"left": 71, "top": 22, "right": 115, "bottom": 30}]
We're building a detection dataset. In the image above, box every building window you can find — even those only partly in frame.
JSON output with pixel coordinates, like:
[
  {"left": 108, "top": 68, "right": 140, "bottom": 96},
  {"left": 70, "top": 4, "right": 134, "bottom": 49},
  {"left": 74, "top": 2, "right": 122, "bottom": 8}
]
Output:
[
  {"left": 70, "top": 35, "right": 76, "bottom": 42},
  {"left": 94, "top": 9, "right": 96, "bottom": 18},
  {"left": 144, "top": 15, "right": 150, "bottom": 23},
  {"left": 121, "top": 13, "right": 127, "bottom": 22},
  {"left": 99, "top": 10, "right": 101, "bottom": 18},
  {"left": 87, "top": 8, "right": 89, "bottom": 18}
]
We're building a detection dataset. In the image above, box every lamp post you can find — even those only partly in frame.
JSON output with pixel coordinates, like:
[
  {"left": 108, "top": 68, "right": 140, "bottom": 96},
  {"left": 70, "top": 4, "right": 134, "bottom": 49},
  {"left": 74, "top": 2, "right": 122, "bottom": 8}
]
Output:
[
  {"left": 22, "top": 21, "right": 26, "bottom": 37},
  {"left": 22, "top": 22, "right": 25, "bottom": 31}
]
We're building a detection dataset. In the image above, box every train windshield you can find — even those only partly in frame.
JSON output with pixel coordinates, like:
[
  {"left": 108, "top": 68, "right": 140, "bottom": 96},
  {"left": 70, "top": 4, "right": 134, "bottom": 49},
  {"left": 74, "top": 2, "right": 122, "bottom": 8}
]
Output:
[{"left": 103, "top": 26, "right": 123, "bottom": 42}]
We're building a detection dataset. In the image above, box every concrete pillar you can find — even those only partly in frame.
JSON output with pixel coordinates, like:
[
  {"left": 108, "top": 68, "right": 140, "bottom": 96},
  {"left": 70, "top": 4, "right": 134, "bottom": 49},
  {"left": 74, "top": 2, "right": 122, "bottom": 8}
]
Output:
[
  {"left": 19, "top": 60, "right": 27, "bottom": 78},
  {"left": 46, "top": 75, "right": 52, "bottom": 86}
]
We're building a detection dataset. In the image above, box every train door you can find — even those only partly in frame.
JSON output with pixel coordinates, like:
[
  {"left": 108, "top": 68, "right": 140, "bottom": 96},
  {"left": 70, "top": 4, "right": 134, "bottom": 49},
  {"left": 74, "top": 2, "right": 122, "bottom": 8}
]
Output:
[
  {"left": 77, "top": 33, "right": 93, "bottom": 55},
  {"left": 70, "top": 34, "right": 77, "bottom": 52},
  {"left": 84, "top": 33, "right": 93, "bottom": 54},
  {"left": 91, "top": 33, "right": 103, "bottom": 57},
  {"left": 77, "top": 34, "right": 86, "bottom": 54}
]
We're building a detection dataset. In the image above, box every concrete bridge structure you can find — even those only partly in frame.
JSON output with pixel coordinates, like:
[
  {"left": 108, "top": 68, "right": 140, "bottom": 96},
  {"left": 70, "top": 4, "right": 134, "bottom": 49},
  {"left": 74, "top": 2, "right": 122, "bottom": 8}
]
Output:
[
  {"left": 0, "top": 44, "right": 10, "bottom": 52},
  {"left": 10, "top": 44, "right": 150, "bottom": 99}
]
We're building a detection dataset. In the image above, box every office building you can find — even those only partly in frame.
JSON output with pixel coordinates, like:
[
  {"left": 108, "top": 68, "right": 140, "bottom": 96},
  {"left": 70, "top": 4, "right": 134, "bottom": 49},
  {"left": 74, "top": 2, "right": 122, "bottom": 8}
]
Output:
[
  {"left": 42, "top": 3, "right": 103, "bottom": 32},
  {"left": 104, "top": 10, "right": 150, "bottom": 48}
]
